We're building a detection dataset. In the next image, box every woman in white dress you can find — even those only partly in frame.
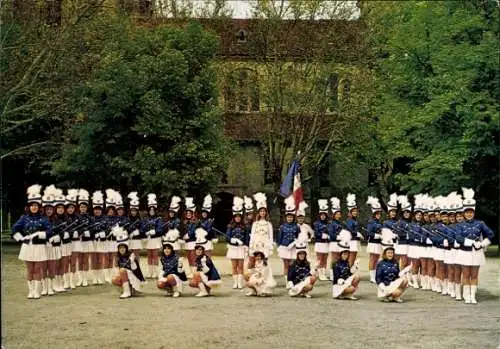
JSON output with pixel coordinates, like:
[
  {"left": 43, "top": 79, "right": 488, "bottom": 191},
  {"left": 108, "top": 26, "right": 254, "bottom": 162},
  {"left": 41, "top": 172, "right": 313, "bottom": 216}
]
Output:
[
  {"left": 244, "top": 251, "right": 276, "bottom": 296},
  {"left": 248, "top": 193, "right": 274, "bottom": 269}
]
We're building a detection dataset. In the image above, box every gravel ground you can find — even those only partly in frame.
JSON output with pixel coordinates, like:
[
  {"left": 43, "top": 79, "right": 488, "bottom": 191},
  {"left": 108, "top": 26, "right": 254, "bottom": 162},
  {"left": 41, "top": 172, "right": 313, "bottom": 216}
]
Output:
[{"left": 2, "top": 244, "right": 499, "bottom": 349}]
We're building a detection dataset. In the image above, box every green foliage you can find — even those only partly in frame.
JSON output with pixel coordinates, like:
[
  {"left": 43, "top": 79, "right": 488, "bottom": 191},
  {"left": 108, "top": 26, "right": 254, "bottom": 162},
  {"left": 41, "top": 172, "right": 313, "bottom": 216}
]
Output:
[
  {"left": 368, "top": 1, "right": 499, "bottom": 220},
  {"left": 52, "top": 21, "right": 229, "bottom": 199}
]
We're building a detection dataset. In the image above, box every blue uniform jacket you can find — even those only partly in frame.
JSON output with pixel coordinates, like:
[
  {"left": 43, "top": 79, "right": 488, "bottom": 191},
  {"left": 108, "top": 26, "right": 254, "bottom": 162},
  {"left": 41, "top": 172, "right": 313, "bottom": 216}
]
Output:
[
  {"left": 141, "top": 216, "right": 162, "bottom": 239},
  {"left": 196, "top": 255, "right": 220, "bottom": 281},
  {"left": 11, "top": 213, "right": 52, "bottom": 244},
  {"left": 394, "top": 219, "right": 411, "bottom": 244},
  {"left": 434, "top": 222, "right": 455, "bottom": 248},
  {"left": 183, "top": 220, "right": 198, "bottom": 243},
  {"left": 367, "top": 218, "right": 382, "bottom": 243},
  {"left": 376, "top": 259, "right": 400, "bottom": 286},
  {"left": 408, "top": 221, "right": 423, "bottom": 246},
  {"left": 226, "top": 223, "right": 249, "bottom": 246},
  {"left": 327, "top": 220, "right": 343, "bottom": 242},
  {"left": 117, "top": 253, "right": 145, "bottom": 281},
  {"left": 345, "top": 218, "right": 360, "bottom": 240},
  {"left": 313, "top": 220, "right": 329, "bottom": 243},
  {"left": 201, "top": 218, "right": 214, "bottom": 240},
  {"left": 76, "top": 213, "right": 91, "bottom": 241},
  {"left": 89, "top": 215, "right": 106, "bottom": 241},
  {"left": 278, "top": 222, "right": 300, "bottom": 246},
  {"left": 50, "top": 214, "right": 66, "bottom": 246},
  {"left": 383, "top": 218, "right": 398, "bottom": 230},
  {"left": 160, "top": 254, "right": 187, "bottom": 281},
  {"left": 128, "top": 215, "right": 143, "bottom": 240},
  {"left": 287, "top": 260, "right": 312, "bottom": 285},
  {"left": 332, "top": 259, "right": 352, "bottom": 284},
  {"left": 455, "top": 219, "right": 494, "bottom": 251}
]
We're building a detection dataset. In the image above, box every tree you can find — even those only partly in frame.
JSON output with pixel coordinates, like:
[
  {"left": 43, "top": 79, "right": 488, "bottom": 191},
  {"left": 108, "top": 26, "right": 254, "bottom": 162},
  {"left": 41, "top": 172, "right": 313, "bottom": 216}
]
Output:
[
  {"left": 366, "top": 1, "right": 499, "bottom": 230},
  {"left": 52, "top": 21, "right": 229, "bottom": 200}
]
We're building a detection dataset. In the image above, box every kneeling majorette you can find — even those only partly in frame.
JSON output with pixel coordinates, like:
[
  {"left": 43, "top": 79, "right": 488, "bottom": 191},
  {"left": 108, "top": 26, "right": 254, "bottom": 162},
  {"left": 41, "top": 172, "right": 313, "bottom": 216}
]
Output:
[
  {"left": 11, "top": 185, "right": 52, "bottom": 299},
  {"left": 189, "top": 230, "right": 222, "bottom": 297},
  {"left": 345, "top": 194, "right": 363, "bottom": 267},
  {"left": 111, "top": 226, "right": 145, "bottom": 299},
  {"left": 376, "top": 229, "right": 411, "bottom": 303},
  {"left": 287, "top": 238, "right": 317, "bottom": 298},
  {"left": 313, "top": 199, "right": 330, "bottom": 280},
  {"left": 278, "top": 195, "right": 300, "bottom": 285},
  {"left": 157, "top": 240, "right": 188, "bottom": 297},
  {"left": 366, "top": 196, "right": 383, "bottom": 283},
  {"left": 226, "top": 196, "right": 249, "bottom": 289},
  {"left": 244, "top": 251, "right": 277, "bottom": 297},
  {"left": 163, "top": 196, "right": 182, "bottom": 251},
  {"left": 455, "top": 188, "right": 494, "bottom": 304},
  {"left": 331, "top": 230, "right": 361, "bottom": 300}
]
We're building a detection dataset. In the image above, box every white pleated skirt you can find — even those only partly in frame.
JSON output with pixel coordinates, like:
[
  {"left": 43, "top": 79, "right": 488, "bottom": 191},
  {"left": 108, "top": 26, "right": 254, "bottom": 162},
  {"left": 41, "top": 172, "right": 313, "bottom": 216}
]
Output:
[
  {"left": 184, "top": 241, "right": 196, "bottom": 251},
  {"left": 349, "top": 240, "right": 360, "bottom": 252},
  {"left": 146, "top": 237, "right": 161, "bottom": 250},
  {"left": 407, "top": 245, "right": 421, "bottom": 259},
  {"left": 107, "top": 240, "right": 117, "bottom": 253},
  {"left": 79, "top": 241, "right": 94, "bottom": 253},
  {"left": 226, "top": 245, "right": 246, "bottom": 260},
  {"left": 420, "top": 246, "right": 434, "bottom": 259},
  {"left": 61, "top": 243, "right": 72, "bottom": 257},
  {"left": 444, "top": 249, "right": 456, "bottom": 264},
  {"left": 433, "top": 247, "right": 445, "bottom": 261},
  {"left": 457, "top": 249, "right": 485, "bottom": 266},
  {"left": 314, "top": 242, "right": 329, "bottom": 254},
  {"left": 332, "top": 274, "right": 356, "bottom": 298},
  {"left": 128, "top": 239, "right": 143, "bottom": 250},
  {"left": 288, "top": 276, "right": 314, "bottom": 297},
  {"left": 395, "top": 243, "right": 408, "bottom": 256},
  {"left": 71, "top": 240, "right": 82, "bottom": 253},
  {"left": 46, "top": 245, "right": 62, "bottom": 260},
  {"left": 377, "top": 277, "right": 406, "bottom": 298},
  {"left": 367, "top": 242, "right": 381, "bottom": 255},
  {"left": 93, "top": 241, "right": 107, "bottom": 253},
  {"left": 329, "top": 242, "right": 340, "bottom": 253},
  {"left": 204, "top": 240, "right": 214, "bottom": 251},
  {"left": 278, "top": 245, "right": 296, "bottom": 259},
  {"left": 19, "top": 243, "right": 47, "bottom": 262}
]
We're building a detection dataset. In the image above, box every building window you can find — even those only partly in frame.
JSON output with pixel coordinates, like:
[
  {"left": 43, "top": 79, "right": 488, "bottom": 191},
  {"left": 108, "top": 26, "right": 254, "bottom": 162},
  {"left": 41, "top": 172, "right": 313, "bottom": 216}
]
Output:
[
  {"left": 225, "top": 69, "right": 260, "bottom": 113},
  {"left": 236, "top": 29, "right": 248, "bottom": 43}
]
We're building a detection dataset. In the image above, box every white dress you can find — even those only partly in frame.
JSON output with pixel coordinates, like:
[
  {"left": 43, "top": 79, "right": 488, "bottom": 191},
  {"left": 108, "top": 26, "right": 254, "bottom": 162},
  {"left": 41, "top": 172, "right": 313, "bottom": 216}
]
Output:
[
  {"left": 249, "top": 220, "right": 274, "bottom": 257},
  {"left": 247, "top": 262, "right": 277, "bottom": 295}
]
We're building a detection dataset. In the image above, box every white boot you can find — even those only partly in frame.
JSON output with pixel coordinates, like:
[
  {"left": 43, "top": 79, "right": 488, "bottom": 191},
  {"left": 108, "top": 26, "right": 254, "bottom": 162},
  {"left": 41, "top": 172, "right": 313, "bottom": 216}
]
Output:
[
  {"left": 47, "top": 278, "right": 55, "bottom": 295},
  {"left": 463, "top": 285, "right": 471, "bottom": 304},
  {"left": 33, "top": 280, "right": 41, "bottom": 299},
  {"left": 120, "top": 282, "right": 131, "bottom": 299},
  {"left": 27, "top": 281, "right": 34, "bottom": 299},
  {"left": 195, "top": 283, "right": 209, "bottom": 297},
  {"left": 146, "top": 265, "right": 152, "bottom": 279},
  {"left": 455, "top": 283, "right": 462, "bottom": 301},
  {"left": 75, "top": 271, "right": 83, "bottom": 287},
  {"left": 369, "top": 270, "right": 376, "bottom": 283},
  {"left": 237, "top": 274, "right": 244, "bottom": 289},
  {"left": 435, "top": 278, "right": 442, "bottom": 293},
  {"left": 449, "top": 282, "right": 455, "bottom": 298},
  {"left": 151, "top": 266, "right": 158, "bottom": 279},
  {"left": 41, "top": 278, "right": 48, "bottom": 296},
  {"left": 411, "top": 274, "right": 420, "bottom": 288},
  {"left": 104, "top": 269, "right": 111, "bottom": 283},
  {"left": 470, "top": 285, "right": 478, "bottom": 304},
  {"left": 91, "top": 270, "right": 98, "bottom": 285},
  {"left": 54, "top": 276, "right": 65, "bottom": 292},
  {"left": 70, "top": 272, "right": 76, "bottom": 289},
  {"left": 232, "top": 275, "right": 238, "bottom": 289},
  {"left": 172, "top": 285, "right": 181, "bottom": 298},
  {"left": 441, "top": 279, "right": 447, "bottom": 295},
  {"left": 63, "top": 273, "right": 69, "bottom": 289},
  {"left": 82, "top": 271, "right": 89, "bottom": 287}
]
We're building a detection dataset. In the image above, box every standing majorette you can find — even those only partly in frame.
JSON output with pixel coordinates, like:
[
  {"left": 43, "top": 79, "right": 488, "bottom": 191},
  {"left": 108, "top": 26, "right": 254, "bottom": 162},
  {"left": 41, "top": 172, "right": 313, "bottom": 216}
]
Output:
[
  {"left": 111, "top": 226, "right": 145, "bottom": 299},
  {"left": 447, "top": 192, "right": 463, "bottom": 300},
  {"left": 103, "top": 189, "right": 118, "bottom": 283},
  {"left": 157, "top": 240, "right": 187, "bottom": 297},
  {"left": 296, "top": 201, "right": 313, "bottom": 241},
  {"left": 366, "top": 196, "right": 383, "bottom": 283},
  {"left": 142, "top": 193, "right": 162, "bottom": 278},
  {"left": 313, "top": 199, "right": 330, "bottom": 280},
  {"left": 89, "top": 190, "right": 106, "bottom": 285},
  {"left": 287, "top": 238, "right": 317, "bottom": 298},
  {"left": 189, "top": 230, "right": 222, "bottom": 297},
  {"left": 67, "top": 188, "right": 84, "bottom": 287},
  {"left": 90, "top": 190, "right": 107, "bottom": 284},
  {"left": 244, "top": 251, "right": 277, "bottom": 297},
  {"left": 455, "top": 188, "right": 494, "bottom": 304},
  {"left": 244, "top": 195, "right": 255, "bottom": 229},
  {"left": 345, "top": 193, "right": 363, "bottom": 267},
  {"left": 11, "top": 185, "right": 51, "bottom": 299},
  {"left": 278, "top": 195, "right": 301, "bottom": 285},
  {"left": 432, "top": 195, "right": 452, "bottom": 294},
  {"left": 52, "top": 187, "right": 70, "bottom": 290},
  {"left": 163, "top": 196, "right": 182, "bottom": 251},
  {"left": 376, "top": 229, "right": 410, "bottom": 303},
  {"left": 61, "top": 189, "right": 78, "bottom": 288},
  {"left": 111, "top": 191, "right": 127, "bottom": 277},
  {"left": 200, "top": 194, "right": 216, "bottom": 257},
  {"left": 226, "top": 196, "right": 249, "bottom": 289},
  {"left": 127, "top": 192, "right": 143, "bottom": 258},
  {"left": 248, "top": 193, "right": 274, "bottom": 268},
  {"left": 77, "top": 189, "right": 93, "bottom": 287},
  {"left": 42, "top": 185, "right": 57, "bottom": 296},
  {"left": 407, "top": 194, "right": 425, "bottom": 288},
  {"left": 383, "top": 193, "right": 399, "bottom": 230},
  {"left": 394, "top": 195, "right": 411, "bottom": 269},
  {"left": 327, "top": 197, "right": 343, "bottom": 266},
  {"left": 420, "top": 195, "right": 436, "bottom": 291},
  {"left": 182, "top": 197, "right": 198, "bottom": 274},
  {"left": 331, "top": 229, "right": 361, "bottom": 300}
]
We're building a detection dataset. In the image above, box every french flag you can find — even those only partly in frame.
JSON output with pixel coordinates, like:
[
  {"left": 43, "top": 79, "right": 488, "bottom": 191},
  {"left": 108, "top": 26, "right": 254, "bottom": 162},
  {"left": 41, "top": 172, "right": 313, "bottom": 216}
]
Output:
[{"left": 279, "top": 159, "right": 303, "bottom": 209}]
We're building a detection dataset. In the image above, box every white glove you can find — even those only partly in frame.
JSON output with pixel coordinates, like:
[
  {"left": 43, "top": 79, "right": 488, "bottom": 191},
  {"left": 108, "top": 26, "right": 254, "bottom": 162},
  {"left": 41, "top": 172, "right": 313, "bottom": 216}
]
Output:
[
  {"left": 350, "top": 265, "right": 358, "bottom": 274},
  {"left": 73, "top": 231, "right": 79, "bottom": 239},
  {"left": 99, "top": 231, "right": 106, "bottom": 239},
  {"left": 426, "top": 238, "right": 432, "bottom": 245},
  {"left": 12, "top": 232, "right": 23, "bottom": 242},
  {"left": 473, "top": 241, "right": 482, "bottom": 249},
  {"left": 212, "top": 238, "right": 218, "bottom": 244},
  {"left": 183, "top": 234, "right": 189, "bottom": 240},
  {"left": 202, "top": 264, "right": 210, "bottom": 274},
  {"left": 287, "top": 241, "right": 295, "bottom": 250},
  {"left": 481, "top": 238, "right": 491, "bottom": 249},
  {"left": 230, "top": 238, "right": 237, "bottom": 244},
  {"left": 443, "top": 239, "right": 449, "bottom": 247},
  {"left": 235, "top": 238, "right": 243, "bottom": 246},
  {"left": 464, "top": 238, "right": 474, "bottom": 247},
  {"left": 51, "top": 235, "right": 61, "bottom": 244},
  {"left": 321, "top": 233, "right": 329, "bottom": 240},
  {"left": 177, "top": 259, "right": 184, "bottom": 273},
  {"left": 357, "top": 232, "right": 364, "bottom": 240},
  {"left": 374, "top": 233, "right": 382, "bottom": 239},
  {"left": 338, "top": 278, "right": 345, "bottom": 285},
  {"left": 201, "top": 256, "right": 207, "bottom": 264},
  {"left": 83, "top": 230, "right": 91, "bottom": 238},
  {"left": 132, "top": 229, "right": 139, "bottom": 237},
  {"left": 453, "top": 241, "right": 460, "bottom": 248},
  {"left": 130, "top": 259, "right": 137, "bottom": 270},
  {"left": 37, "top": 231, "right": 46, "bottom": 239}
]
